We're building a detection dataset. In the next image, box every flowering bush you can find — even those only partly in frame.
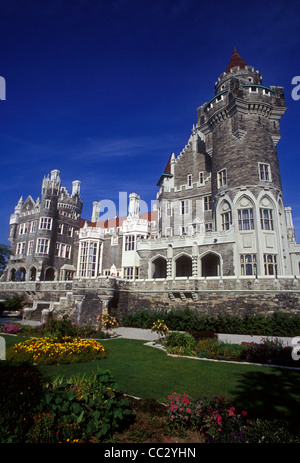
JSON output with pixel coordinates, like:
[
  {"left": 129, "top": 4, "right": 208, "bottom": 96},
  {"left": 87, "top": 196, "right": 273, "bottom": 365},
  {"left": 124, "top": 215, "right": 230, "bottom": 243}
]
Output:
[
  {"left": 167, "top": 393, "right": 250, "bottom": 442},
  {"left": 27, "top": 413, "right": 83, "bottom": 443},
  {"left": 167, "top": 393, "right": 193, "bottom": 428},
  {"left": 97, "top": 313, "right": 118, "bottom": 332},
  {"left": 240, "top": 338, "right": 293, "bottom": 365},
  {"left": 2, "top": 323, "right": 22, "bottom": 334},
  {"left": 9, "top": 336, "right": 107, "bottom": 364},
  {"left": 193, "top": 394, "right": 250, "bottom": 443},
  {"left": 151, "top": 320, "right": 169, "bottom": 338}
]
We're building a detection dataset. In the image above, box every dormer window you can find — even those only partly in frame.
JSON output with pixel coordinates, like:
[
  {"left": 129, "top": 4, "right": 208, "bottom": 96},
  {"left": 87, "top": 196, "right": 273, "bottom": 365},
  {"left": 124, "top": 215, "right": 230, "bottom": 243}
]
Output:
[{"left": 263, "top": 88, "right": 271, "bottom": 96}]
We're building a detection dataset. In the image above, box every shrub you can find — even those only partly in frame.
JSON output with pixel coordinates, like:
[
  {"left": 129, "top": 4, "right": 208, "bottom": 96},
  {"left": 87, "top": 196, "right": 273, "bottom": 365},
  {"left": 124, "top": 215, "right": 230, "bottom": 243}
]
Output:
[
  {"left": 97, "top": 313, "right": 119, "bottom": 331},
  {"left": 167, "top": 393, "right": 250, "bottom": 443},
  {"left": 167, "top": 393, "right": 193, "bottom": 428},
  {"left": 151, "top": 320, "right": 169, "bottom": 338},
  {"left": 164, "top": 331, "right": 197, "bottom": 356},
  {"left": 242, "top": 418, "right": 300, "bottom": 443},
  {"left": 37, "top": 369, "right": 132, "bottom": 443},
  {"left": 42, "top": 316, "right": 76, "bottom": 338},
  {"left": 2, "top": 294, "right": 23, "bottom": 312},
  {"left": 8, "top": 336, "right": 107, "bottom": 365},
  {"left": 188, "top": 329, "right": 217, "bottom": 340},
  {"left": 2, "top": 323, "right": 22, "bottom": 334},
  {"left": 240, "top": 338, "right": 293, "bottom": 366},
  {"left": 0, "top": 363, "right": 44, "bottom": 442}
]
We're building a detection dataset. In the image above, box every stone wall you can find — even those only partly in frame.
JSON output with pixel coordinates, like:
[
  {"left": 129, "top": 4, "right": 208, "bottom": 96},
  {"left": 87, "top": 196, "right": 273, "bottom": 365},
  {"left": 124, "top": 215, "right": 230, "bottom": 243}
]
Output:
[{"left": 0, "top": 276, "right": 299, "bottom": 324}]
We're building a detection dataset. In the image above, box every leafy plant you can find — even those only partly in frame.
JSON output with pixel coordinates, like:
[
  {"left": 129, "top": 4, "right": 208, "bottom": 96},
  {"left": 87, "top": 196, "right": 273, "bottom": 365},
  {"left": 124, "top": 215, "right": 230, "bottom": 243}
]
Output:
[
  {"left": 39, "top": 369, "right": 132, "bottom": 442},
  {"left": 164, "top": 331, "right": 197, "bottom": 356}
]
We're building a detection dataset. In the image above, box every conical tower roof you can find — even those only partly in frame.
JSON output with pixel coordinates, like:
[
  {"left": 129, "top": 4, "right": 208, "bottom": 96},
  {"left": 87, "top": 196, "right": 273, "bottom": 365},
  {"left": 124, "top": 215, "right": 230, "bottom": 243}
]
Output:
[{"left": 225, "top": 47, "right": 247, "bottom": 73}]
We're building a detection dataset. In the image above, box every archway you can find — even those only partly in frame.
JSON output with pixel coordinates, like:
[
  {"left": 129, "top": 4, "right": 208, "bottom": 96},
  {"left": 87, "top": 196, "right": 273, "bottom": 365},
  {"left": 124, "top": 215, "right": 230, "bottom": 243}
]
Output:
[
  {"left": 9, "top": 268, "right": 16, "bottom": 282},
  {"left": 175, "top": 255, "right": 192, "bottom": 277},
  {"left": 16, "top": 267, "right": 26, "bottom": 281},
  {"left": 29, "top": 267, "right": 37, "bottom": 281},
  {"left": 201, "top": 253, "right": 220, "bottom": 277},
  {"left": 152, "top": 256, "right": 167, "bottom": 278},
  {"left": 45, "top": 267, "right": 56, "bottom": 281}
]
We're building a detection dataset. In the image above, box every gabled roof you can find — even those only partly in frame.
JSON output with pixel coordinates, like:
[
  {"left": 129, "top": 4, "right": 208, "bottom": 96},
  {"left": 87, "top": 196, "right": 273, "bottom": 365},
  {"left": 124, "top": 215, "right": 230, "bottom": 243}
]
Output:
[{"left": 225, "top": 47, "right": 247, "bottom": 73}]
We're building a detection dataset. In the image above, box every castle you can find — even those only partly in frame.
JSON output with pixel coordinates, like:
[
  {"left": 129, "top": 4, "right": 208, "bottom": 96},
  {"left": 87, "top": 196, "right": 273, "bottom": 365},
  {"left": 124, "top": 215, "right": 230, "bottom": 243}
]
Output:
[{"left": 1, "top": 49, "right": 300, "bottom": 323}]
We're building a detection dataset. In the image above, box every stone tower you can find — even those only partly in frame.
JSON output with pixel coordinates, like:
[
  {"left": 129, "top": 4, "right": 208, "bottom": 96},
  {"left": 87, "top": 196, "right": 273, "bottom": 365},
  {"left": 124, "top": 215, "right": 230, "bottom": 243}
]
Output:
[
  {"left": 4, "top": 169, "right": 83, "bottom": 282},
  {"left": 197, "top": 48, "right": 288, "bottom": 276}
]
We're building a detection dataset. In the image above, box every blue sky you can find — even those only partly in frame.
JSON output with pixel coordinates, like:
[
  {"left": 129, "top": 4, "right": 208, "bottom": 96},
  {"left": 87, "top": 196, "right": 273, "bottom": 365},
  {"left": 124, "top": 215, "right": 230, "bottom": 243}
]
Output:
[{"left": 0, "top": 0, "right": 300, "bottom": 244}]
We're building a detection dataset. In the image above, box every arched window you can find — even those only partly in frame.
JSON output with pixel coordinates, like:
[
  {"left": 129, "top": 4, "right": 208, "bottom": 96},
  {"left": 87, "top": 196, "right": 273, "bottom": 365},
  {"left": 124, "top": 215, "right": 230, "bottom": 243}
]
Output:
[
  {"left": 219, "top": 200, "right": 232, "bottom": 231},
  {"left": 152, "top": 256, "right": 167, "bottom": 279},
  {"left": 201, "top": 253, "right": 220, "bottom": 277},
  {"left": 175, "top": 255, "right": 192, "bottom": 277},
  {"left": 259, "top": 196, "right": 274, "bottom": 231},
  {"left": 237, "top": 196, "right": 255, "bottom": 231}
]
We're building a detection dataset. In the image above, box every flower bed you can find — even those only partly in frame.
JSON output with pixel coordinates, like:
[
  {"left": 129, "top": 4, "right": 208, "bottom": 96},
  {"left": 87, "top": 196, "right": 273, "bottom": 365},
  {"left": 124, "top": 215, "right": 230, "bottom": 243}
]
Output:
[
  {"left": 8, "top": 336, "right": 107, "bottom": 364},
  {"left": 162, "top": 331, "right": 297, "bottom": 367},
  {"left": 1, "top": 323, "right": 22, "bottom": 334}
]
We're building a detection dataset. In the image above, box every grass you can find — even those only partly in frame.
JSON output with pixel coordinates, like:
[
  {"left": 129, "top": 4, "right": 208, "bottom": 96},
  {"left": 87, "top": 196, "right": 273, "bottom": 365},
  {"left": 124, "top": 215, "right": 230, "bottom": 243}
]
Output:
[{"left": 3, "top": 334, "right": 300, "bottom": 425}]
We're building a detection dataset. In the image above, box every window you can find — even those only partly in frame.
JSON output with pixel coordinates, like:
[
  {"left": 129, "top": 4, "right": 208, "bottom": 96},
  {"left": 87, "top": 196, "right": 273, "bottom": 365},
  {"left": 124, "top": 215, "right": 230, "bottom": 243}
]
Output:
[
  {"left": 125, "top": 235, "right": 135, "bottom": 251},
  {"left": 165, "top": 227, "right": 172, "bottom": 237},
  {"left": 78, "top": 241, "right": 98, "bottom": 278},
  {"left": 264, "top": 254, "right": 277, "bottom": 276},
  {"left": 259, "top": 163, "right": 271, "bottom": 181},
  {"left": 36, "top": 238, "right": 50, "bottom": 254},
  {"left": 217, "top": 169, "right": 227, "bottom": 188},
  {"left": 221, "top": 211, "right": 232, "bottom": 231},
  {"left": 16, "top": 241, "right": 26, "bottom": 255},
  {"left": 238, "top": 208, "right": 254, "bottom": 230},
  {"left": 240, "top": 254, "right": 257, "bottom": 276},
  {"left": 58, "top": 223, "right": 64, "bottom": 234},
  {"left": 204, "top": 196, "right": 212, "bottom": 211},
  {"left": 199, "top": 172, "right": 204, "bottom": 184},
  {"left": 260, "top": 208, "right": 274, "bottom": 230},
  {"left": 181, "top": 226, "right": 188, "bottom": 235},
  {"left": 19, "top": 223, "right": 28, "bottom": 235},
  {"left": 166, "top": 202, "right": 172, "bottom": 216},
  {"left": 181, "top": 200, "right": 189, "bottom": 215},
  {"left": 263, "top": 88, "right": 271, "bottom": 96},
  {"left": 67, "top": 226, "right": 73, "bottom": 237},
  {"left": 39, "top": 217, "right": 52, "bottom": 230},
  {"left": 187, "top": 174, "right": 192, "bottom": 187},
  {"left": 45, "top": 200, "right": 51, "bottom": 209},
  {"left": 205, "top": 223, "right": 213, "bottom": 233},
  {"left": 27, "top": 240, "right": 34, "bottom": 256},
  {"left": 124, "top": 267, "right": 134, "bottom": 279},
  {"left": 30, "top": 221, "right": 37, "bottom": 233}
]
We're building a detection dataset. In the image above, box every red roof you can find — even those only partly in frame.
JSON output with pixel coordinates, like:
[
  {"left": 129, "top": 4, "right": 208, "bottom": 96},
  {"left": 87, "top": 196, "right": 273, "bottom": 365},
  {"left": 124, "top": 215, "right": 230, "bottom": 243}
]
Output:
[
  {"left": 164, "top": 154, "right": 172, "bottom": 174},
  {"left": 225, "top": 48, "right": 247, "bottom": 73},
  {"left": 80, "top": 210, "right": 157, "bottom": 230}
]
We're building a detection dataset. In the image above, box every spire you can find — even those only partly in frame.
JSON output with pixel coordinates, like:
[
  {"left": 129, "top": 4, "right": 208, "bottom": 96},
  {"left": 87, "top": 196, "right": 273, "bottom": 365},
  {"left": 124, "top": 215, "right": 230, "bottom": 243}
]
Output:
[{"left": 225, "top": 47, "right": 247, "bottom": 73}]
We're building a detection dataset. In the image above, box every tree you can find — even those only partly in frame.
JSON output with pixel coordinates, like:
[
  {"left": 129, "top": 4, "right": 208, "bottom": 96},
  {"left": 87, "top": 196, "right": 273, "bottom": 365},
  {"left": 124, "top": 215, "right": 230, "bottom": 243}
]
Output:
[{"left": 0, "top": 244, "right": 10, "bottom": 276}]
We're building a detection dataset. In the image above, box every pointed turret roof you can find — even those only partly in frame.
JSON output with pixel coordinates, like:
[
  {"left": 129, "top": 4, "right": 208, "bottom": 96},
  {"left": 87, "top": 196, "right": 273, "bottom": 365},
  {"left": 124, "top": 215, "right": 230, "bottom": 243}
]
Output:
[{"left": 225, "top": 47, "right": 247, "bottom": 73}]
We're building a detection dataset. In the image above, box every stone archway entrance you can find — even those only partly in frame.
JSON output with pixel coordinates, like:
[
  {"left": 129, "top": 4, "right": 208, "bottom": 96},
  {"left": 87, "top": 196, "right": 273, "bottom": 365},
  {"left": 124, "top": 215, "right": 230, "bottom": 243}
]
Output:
[
  {"left": 152, "top": 257, "right": 167, "bottom": 278},
  {"left": 175, "top": 255, "right": 192, "bottom": 277},
  {"left": 201, "top": 253, "right": 220, "bottom": 277}
]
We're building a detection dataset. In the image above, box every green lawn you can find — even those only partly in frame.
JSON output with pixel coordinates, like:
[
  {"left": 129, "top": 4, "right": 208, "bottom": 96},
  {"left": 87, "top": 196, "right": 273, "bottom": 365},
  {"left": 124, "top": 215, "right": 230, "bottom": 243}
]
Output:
[{"left": 4, "top": 335, "right": 300, "bottom": 424}]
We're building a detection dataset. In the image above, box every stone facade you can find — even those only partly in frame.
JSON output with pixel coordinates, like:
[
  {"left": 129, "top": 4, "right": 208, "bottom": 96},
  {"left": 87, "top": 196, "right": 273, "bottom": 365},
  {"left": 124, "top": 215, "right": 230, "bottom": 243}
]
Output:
[{"left": 1, "top": 49, "right": 300, "bottom": 323}]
